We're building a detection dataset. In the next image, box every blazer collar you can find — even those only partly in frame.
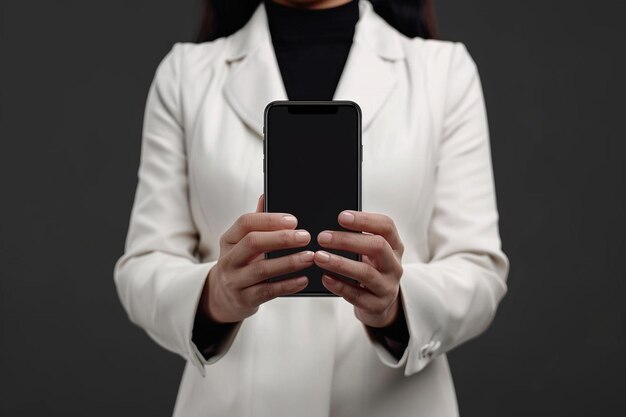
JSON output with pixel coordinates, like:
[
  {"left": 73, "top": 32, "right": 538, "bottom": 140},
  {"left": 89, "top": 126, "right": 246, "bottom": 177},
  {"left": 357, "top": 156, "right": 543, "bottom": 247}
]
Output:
[{"left": 223, "top": 0, "right": 405, "bottom": 137}]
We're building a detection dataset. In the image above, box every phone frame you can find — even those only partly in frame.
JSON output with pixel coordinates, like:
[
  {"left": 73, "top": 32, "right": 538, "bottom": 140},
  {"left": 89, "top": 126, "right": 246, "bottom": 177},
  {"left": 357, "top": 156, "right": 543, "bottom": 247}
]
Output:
[{"left": 263, "top": 100, "right": 363, "bottom": 297}]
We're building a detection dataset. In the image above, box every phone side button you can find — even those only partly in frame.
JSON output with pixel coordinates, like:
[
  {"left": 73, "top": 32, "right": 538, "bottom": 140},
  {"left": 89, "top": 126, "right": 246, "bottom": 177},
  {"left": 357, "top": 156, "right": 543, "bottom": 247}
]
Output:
[
  {"left": 262, "top": 157, "right": 265, "bottom": 173},
  {"left": 361, "top": 144, "right": 363, "bottom": 162}
]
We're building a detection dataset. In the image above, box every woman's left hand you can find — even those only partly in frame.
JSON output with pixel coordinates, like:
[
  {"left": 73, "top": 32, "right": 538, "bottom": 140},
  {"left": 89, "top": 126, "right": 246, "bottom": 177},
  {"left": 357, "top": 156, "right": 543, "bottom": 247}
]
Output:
[{"left": 313, "top": 210, "right": 405, "bottom": 328}]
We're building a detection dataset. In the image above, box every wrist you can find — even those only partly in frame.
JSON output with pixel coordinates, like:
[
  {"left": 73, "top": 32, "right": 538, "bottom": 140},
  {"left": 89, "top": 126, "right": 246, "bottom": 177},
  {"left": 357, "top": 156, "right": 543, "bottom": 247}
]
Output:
[
  {"left": 379, "top": 296, "right": 400, "bottom": 328},
  {"left": 367, "top": 292, "right": 408, "bottom": 343},
  {"left": 201, "top": 264, "right": 224, "bottom": 323},
  {"left": 366, "top": 294, "right": 400, "bottom": 329}
]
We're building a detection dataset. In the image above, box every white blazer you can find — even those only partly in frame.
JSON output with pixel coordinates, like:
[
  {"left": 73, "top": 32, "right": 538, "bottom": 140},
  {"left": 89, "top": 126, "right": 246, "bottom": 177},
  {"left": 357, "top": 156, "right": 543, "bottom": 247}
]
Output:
[{"left": 114, "top": 1, "right": 509, "bottom": 416}]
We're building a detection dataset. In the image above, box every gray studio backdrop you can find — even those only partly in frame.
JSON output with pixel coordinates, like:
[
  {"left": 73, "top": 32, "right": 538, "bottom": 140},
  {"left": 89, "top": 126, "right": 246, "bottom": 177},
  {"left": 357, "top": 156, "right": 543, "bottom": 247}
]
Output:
[{"left": 0, "top": 0, "right": 624, "bottom": 415}]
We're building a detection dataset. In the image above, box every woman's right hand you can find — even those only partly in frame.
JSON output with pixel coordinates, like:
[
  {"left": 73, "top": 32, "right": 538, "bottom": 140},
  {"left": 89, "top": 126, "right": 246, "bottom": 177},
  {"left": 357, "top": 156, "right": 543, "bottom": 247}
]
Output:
[{"left": 199, "top": 194, "right": 313, "bottom": 324}]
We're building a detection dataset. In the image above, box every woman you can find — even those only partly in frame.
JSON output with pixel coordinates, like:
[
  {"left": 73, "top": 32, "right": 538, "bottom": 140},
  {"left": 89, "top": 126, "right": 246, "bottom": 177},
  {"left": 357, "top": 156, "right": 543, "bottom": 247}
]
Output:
[{"left": 114, "top": 0, "right": 509, "bottom": 415}]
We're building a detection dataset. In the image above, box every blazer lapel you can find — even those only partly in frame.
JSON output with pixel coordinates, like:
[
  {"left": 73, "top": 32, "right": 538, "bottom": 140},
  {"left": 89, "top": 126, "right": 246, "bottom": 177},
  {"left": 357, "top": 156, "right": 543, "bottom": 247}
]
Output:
[
  {"left": 332, "top": 0, "right": 404, "bottom": 131},
  {"left": 223, "top": 0, "right": 405, "bottom": 138}
]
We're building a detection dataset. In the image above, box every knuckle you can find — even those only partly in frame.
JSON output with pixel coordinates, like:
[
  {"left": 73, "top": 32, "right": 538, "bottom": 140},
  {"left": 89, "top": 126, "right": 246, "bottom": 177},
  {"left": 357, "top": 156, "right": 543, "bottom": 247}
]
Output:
[
  {"left": 245, "top": 232, "right": 261, "bottom": 250},
  {"left": 371, "top": 235, "right": 387, "bottom": 253},
  {"left": 268, "top": 214, "right": 283, "bottom": 229},
  {"left": 346, "top": 288, "right": 363, "bottom": 305},
  {"left": 277, "top": 280, "right": 292, "bottom": 295},
  {"left": 288, "top": 254, "right": 300, "bottom": 270},
  {"left": 363, "top": 264, "right": 377, "bottom": 282},
  {"left": 383, "top": 217, "right": 395, "bottom": 235},
  {"left": 354, "top": 287, "right": 365, "bottom": 301},
  {"left": 280, "top": 230, "right": 292, "bottom": 245},
  {"left": 332, "top": 232, "right": 345, "bottom": 246},
  {"left": 395, "top": 263, "right": 404, "bottom": 278},
  {"left": 237, "top": 214, "right": 252, "bottom": 230},
  {"left": 259, "top": 284, "right": 276, "bottom": 302},
  {"left": 328, "top": 253, "right": 342, "bottom": 269},
  {"left": 219, "top": 254, "right": 232, "bottom": 270},
  {"left": 250, "top": 260, "right": 268, "bottom": 278}
]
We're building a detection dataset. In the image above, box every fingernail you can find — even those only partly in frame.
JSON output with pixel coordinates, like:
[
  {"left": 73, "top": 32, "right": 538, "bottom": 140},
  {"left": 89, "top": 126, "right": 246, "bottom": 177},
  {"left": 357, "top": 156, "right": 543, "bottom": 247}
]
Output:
[
  {"left": 318, "top": 231, "right": 332, "bottom": 244},
  {"left": 295, "top": 230, "right": 310, "bottom": 243},
  {"left": 283, "top": 214, "right": 297, "bottom": 225},
  {"left": 316, "top": 250, "right": 331, "bottom": 262},
  {"left": 339, "top": 211, "right": 355, "bottom": 224},
  {"left": 294, "top": 276, "right": 308, "bottom": 286},
  {"left": 300, "top": 250, "right": 314, "bottom": 262}
]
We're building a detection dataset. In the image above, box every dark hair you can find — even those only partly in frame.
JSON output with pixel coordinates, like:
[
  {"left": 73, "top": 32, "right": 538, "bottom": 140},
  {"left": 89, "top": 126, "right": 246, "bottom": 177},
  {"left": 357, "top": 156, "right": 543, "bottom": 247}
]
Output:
[{"left": 196, "top": 0, "right": 438, "bottom": 42}]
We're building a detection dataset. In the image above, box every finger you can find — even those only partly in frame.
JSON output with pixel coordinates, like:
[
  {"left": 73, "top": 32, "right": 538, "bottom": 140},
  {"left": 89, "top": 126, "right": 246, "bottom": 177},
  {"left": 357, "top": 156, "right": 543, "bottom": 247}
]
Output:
[
  {"left": 222, "top": 212, "right": 298, "bottom": 244},
  {"left": 337, "top": 211, "right": 404, "bottom": 253},
  {"left": 243, "top": 275, "right": 309, "bottom": 305},
  {"left": 251, "top": 252, "right": 264, "bottom": 262},
  {"left": 313, "top": 250, "right": 389, "bottom": 296},
  {"left": 321, "top": 274, "right": 385, "bottom": 312},
  {"left": 228, "top": 229, "right": 311, "bottom": 266},
  {"left": 237, "top": 250, "right": 315, "bottom": 288},
  {"left": 256, "top": 194, "right": 264, "bottom": 213},
  {"left": 317, "top": 230, "right": 399, "bottom": 274}
]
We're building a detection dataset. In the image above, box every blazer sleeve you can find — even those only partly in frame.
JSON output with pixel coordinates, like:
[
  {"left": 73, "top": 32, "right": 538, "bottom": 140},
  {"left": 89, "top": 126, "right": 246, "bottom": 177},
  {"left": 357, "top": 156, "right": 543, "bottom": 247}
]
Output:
[
  {"left": 113, "top": 43, "right": 242, "bottom": 378},
  {"left": 368, "top": 42, "right": 510, "bottom": 376}
]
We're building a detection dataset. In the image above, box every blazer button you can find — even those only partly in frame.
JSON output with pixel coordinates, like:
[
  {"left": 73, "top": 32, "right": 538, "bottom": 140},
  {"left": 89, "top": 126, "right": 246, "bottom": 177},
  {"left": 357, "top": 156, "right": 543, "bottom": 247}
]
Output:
[
  {"left": 426, "top": 340, "right": 441, "bottom": 358},
  {"left": 431, "top": 340, "right": 441, "bottom": 352},
  {"left": 419, "top": 340, "right": 441, "bottom": 359}
]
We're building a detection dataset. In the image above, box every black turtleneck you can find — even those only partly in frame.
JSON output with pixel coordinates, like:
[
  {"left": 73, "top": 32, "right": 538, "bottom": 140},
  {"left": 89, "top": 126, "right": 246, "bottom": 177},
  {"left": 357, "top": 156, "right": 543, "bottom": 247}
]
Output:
[{"left": 264, "top": 0, "right": 359, "bottom": 100}]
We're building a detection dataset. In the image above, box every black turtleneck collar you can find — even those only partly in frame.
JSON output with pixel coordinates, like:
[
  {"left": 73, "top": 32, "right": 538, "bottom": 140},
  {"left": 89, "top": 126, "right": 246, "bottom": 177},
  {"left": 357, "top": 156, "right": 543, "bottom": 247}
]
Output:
[
  {"left": 263, "top": 0, "right": 359, "bottom": 100},
  {"left": 264, "top": 0, "right": 359, "bottom": 44}
]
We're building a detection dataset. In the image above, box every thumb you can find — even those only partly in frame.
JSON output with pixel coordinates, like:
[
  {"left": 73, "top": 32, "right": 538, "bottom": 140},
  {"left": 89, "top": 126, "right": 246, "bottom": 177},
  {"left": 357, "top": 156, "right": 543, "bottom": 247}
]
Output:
[{"left": 255, "top": 193, "right": 264, "bottom": 213}]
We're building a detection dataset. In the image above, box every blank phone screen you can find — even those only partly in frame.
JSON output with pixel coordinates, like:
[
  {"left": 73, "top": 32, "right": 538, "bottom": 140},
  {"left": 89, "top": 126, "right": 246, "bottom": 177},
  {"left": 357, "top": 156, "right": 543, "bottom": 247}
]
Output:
[{"left": 264, "top": 102, "right": 361, "bottom": 295}]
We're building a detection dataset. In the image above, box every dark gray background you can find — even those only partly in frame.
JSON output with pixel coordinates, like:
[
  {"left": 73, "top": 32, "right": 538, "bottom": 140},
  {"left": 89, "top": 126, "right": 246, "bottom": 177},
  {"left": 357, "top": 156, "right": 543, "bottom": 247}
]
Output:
[{"left": 1, "top": 0, "right": 624, "bottom": 415}]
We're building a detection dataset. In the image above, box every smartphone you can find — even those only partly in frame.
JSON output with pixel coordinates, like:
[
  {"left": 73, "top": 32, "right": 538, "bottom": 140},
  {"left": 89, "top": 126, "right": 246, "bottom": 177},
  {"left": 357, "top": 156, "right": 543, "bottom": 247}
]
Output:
[{"left": 263, "top": 100, "right": 362, "bottom": 296}]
